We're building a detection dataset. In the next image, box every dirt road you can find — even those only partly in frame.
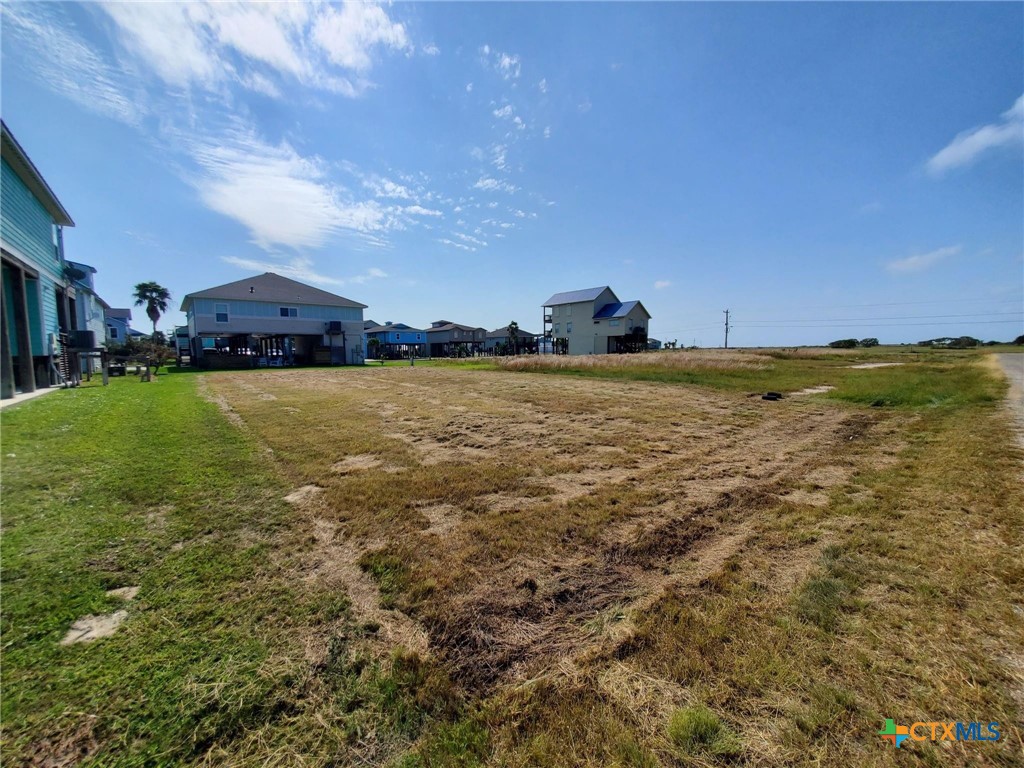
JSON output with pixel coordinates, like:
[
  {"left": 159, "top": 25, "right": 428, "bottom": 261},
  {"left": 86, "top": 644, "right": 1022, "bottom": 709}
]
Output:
[{"left": 996, "top": 353, "right": 1024, "bottom": 445}]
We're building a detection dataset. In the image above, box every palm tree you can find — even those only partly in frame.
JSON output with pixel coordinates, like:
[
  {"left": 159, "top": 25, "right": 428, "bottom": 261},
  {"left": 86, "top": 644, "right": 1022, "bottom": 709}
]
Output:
[
  {"left": 132, "top": 282, "right": 171, "bottom": 337},
  {"left": 507, "top": 320, "right": 520, "bottom": 356}
]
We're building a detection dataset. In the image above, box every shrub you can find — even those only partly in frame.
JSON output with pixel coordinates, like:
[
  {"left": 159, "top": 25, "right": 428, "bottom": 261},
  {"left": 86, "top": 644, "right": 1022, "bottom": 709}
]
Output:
[{"left": 859, "top": 338, "right": 879, "bottom": 348}]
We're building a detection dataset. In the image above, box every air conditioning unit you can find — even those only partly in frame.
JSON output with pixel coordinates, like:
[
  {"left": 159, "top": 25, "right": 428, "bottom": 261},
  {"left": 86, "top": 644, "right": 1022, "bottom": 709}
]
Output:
[
  {"left": 327, "top": 321, "right": 343, "bottom": 334},
  {"left": 67, "top": 330, "right": 96, "bottom": 349}
]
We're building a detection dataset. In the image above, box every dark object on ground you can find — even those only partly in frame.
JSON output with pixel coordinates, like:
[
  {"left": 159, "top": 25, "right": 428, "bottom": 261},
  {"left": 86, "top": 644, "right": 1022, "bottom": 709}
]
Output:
[
  {"left": 762, "top": 392, "right": 782, "bottom": 401},
  {"left": 108, "top": 363, "right": 127, "bottom": 377}
]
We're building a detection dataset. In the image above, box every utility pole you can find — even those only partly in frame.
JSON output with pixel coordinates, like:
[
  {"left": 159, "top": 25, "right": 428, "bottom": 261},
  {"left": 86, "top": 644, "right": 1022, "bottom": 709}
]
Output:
[{"left": 723, "top": 309, "right": 731, "bottom": 349}]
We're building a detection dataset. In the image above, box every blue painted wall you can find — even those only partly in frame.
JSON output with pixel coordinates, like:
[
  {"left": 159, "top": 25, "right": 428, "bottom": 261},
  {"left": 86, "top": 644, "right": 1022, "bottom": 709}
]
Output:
[{"left": 191, "top": 298, "right": 363, "bottom": 322}]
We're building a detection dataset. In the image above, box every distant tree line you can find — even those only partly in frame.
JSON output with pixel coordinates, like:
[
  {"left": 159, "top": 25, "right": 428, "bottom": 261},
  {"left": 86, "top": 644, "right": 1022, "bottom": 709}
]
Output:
[
  {"left": 829, "top": 335, "right": 1023, "bottom": 349},
  {"left": 828, "top": 338, "right": 878, "bottom": 349}
]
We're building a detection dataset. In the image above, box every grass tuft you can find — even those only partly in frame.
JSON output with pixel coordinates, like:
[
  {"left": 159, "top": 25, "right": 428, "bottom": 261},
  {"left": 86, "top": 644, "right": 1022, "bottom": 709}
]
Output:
[{"left": 668, "top": 704, "right": 742, "bottom": 758}]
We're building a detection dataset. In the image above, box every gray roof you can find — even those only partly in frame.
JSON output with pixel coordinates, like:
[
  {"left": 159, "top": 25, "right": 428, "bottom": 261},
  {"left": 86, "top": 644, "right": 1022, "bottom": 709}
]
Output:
[
  {"left": 542, "top": 286, "right": 614, "bottom": 306},
  {"left": 1, "top": 120, "right": 74, "bottom": 227},
  {"left": 426, "top": 322, "right": 484, "bottom": 334},
  {"left": 365, "top": 322, "right": 424, "bottom": 334},
  {"left": 487, "top": 326, "right": 537, "bottom": 338},
  {"left": 105, "top": 308, "right": 133, "bottom": 321},
  {"left": 180, "top": 272, "right": 367, "bottom": 311},
  {"left": 593, "top": 300, "right": 650, "bottom": 319},
  {"left": 364, "top": 319, "right": 380, "bottom": 330}
]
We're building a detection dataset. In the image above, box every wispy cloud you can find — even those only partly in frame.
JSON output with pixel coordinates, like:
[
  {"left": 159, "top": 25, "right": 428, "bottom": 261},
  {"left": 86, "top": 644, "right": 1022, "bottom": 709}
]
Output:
[
  {"left": 654, "top": 280, "right": 672, "bottom": 290},
  {"left": 492, "top": 105, "right": 513, "bottom": 118},
  {"left": 538, "top": 78, "right": 548, "bottom": 94},
  {"left": 479, "top": 44, "right": 521, "bottom": 80},
  {"left": 220, "top": 255, "right": 386, "bottom": 287},
  {"left": 474, "top": 176, "right": 519, "bottom": 194},
  {"left": 438, "top": 238, "right": 475, "bottom": 252},
  {"left": 189, "top": 127, "right": 394, "bottom": 250},
  {"left": 885, "top": 245, "right": 961, "bottom": 274},
  {"left": 404, "top": 205, "right": 443, "bottom": 217},
  {"left": 421, "top": 42, "right": 440, "bottom": 56},
  {"left": 927, "top": 95, "right": 1024, "bottom": 176},
  {"left": 1, "top": 4, "right": 145, "bottom": 125}
]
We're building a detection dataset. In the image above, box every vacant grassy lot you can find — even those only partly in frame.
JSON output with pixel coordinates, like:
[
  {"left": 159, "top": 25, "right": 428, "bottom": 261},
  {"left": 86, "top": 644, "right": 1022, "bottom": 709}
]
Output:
[{"left": 2, "top": 350, "right": 1022, "bottom": 766}]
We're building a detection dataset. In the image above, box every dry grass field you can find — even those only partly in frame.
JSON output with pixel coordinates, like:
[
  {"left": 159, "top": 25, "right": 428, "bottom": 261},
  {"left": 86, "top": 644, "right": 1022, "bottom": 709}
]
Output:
[
  {"left": 2, "top": 351, "right": 1021, "bottom": 767},
  {"left": 197, "top": 357, "right": 1021, "bottom": 766}
]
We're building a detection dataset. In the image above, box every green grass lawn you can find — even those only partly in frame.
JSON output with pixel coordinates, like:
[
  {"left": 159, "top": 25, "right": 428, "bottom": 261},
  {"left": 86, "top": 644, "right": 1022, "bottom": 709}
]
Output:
[{"left": 0, "top": 375, "right": 462, "bottom": 765}]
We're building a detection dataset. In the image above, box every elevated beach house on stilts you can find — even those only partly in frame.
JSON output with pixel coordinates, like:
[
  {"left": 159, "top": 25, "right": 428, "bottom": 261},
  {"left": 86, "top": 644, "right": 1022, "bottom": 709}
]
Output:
[{"left": 181, "top": 272, "right": 367, "bottom": 368}]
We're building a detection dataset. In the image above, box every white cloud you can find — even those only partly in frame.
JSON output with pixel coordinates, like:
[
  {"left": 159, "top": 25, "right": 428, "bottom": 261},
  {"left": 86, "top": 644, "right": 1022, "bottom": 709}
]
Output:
[
  {"left": 479, "top": 45, "right": 521, "bottom": 80},
  {"left": 885, "top": 245, "right": 962, "bottom": 274},
  {"left": 654, "top": 280, "right": 672, "bottom": 290},
  {"left": 927, "top": 95, "right": 1024, "bottom": 176},
  {"left": 188, "top": 127, "right": 391, "bottom": 249},
  {"left": 404, "top": 205, "right": 443, "bottom": 217},
  {"left": 422, "top": 43, "right": 440, "bottom": 56},
  {"left": 311, "top": 2, "right": 409, "bottom": 71},
  {"left": 363, "top": 176, "right": 413, "bottom": 199},
  {"left": 578, "top": 99, "right": 592, "bottom": 113},
  {"left": 1, "top": 4, "right": 145, "bottom": 125},
  {"left": 493, "top": 105, "right": 513, "bottom": 118},
  {"left": 491, "top": 144, "right": 508, "bottom": 170},
  {"left": 454, "top": 232, "right": 487, "bottom": 247},
  {"left": 97, "top": 1, "right": 409, "bottom": 99},
  {"left": 543, "top": 126, "right": 552, "bottom": 139},
  {"left": 438, "top": 238, "right": 475, "bottom": 252},
  {"left": 466, "top": 82, "right": 473, "bottom": 92},
  {"left": 474, "top": 177, "right": 519, "bottom": 194},
  {"left": 538, "top": 78, "right": 548, "bottom": 93},
  {"left": 513, "top": 116, "right": 526, "bottom": 130},
  {"left": 497, "top": 52, "right": 521, "bottom": 80},
  {"left": 221, "top": 255, "right": 386, "bottom": 287}
]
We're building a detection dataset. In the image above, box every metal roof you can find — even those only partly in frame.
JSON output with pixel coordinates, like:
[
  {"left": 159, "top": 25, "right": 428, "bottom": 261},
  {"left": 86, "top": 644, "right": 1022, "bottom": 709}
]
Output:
[
  {"left": 487, "top": 326, "right": 537, "bottom": 338},
  {"left": 105, "top": 307, "right": 133, "bottom": 320},
  {"left": 426, "top": 322, "right": 484, "bottom": 333},
  {"left": 1, "top": 120, "right": 75, "bottom": 227},
  {"left": 542, "top": 286, "right": 614, "bottom": 306},
  {"left": 593, "top": 300, "right": 649, "bottom": 319},
  {"left": 180, "top": 272, "right": 367, "bottom": 311},
  {"left": 365, "top": 322, "right": 424, "bottom": 333}
]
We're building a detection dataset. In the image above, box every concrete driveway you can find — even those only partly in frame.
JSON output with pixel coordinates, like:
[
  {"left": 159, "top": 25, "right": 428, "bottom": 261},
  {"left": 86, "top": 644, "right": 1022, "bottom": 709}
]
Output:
[{"left": 996, "top": 353, "right": 1024, "bottom": 445}]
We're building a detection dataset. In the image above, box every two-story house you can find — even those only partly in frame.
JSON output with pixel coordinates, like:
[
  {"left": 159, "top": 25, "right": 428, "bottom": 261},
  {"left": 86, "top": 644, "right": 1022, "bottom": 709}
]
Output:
[
  {"left": 180, "top": 272, "right": 367, "bottom": 368},
  {"left": 1, "top": 120, "right": 77, "bottom": 398},
  {"left": 365, "top": 322, "right": 427, "bottom": 359},
  {"left": 103, "top": 308, "right": 133, "bottom": 344},
  {"left": 426, "top": 320, "right": 487, "bottom": 357},
  {"left": 542, "top": 286, "right": 652, "bottom": 355}
]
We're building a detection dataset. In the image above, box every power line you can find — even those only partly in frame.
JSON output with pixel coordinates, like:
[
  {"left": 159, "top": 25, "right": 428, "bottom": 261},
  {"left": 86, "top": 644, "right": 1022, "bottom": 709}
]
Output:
[
  {"left": 736, "top": 311, "right": 1023, "bottom": 324},
  {"left": 730, "top": 319, "right": 1023, "bottom": 329}
]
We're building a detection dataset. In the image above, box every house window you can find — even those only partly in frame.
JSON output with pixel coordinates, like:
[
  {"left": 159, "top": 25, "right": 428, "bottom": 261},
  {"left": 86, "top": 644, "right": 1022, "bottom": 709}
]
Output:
[
  {"left": 628, "top": 318, "right": 634, "bottom": 330},
  {"left": 279, "top": 307, "right": 298, "bottom": 318},
  {"left": 553, "top": 323, "right": 560, "bottom": 334},
  {"left": 396, "top": 333, "right": 401, "bottom": 340},
  {"left": 416, "top": 334, "right": 422, "bottom": 340},
  {"left": 109, "top": 326, "right": 119, "bottom": 339},
  {"left": 609, "top": 319, "right": 620, "bottom": 327},
  {"left": 566, "top": 322, "right": 573, "bottom": 334},
  {"left": 215, "top": 303, "right": 229, "bottom": 323}
]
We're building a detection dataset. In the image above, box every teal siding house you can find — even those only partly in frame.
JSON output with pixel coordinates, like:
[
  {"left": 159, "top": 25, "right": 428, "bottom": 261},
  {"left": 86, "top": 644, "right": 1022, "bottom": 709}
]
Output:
[
  {"left": 181, "top": 272, "right": 368, "bottom": 367},
  {"left": 1, "top": 120, "right": 76, "bottom": 398}
]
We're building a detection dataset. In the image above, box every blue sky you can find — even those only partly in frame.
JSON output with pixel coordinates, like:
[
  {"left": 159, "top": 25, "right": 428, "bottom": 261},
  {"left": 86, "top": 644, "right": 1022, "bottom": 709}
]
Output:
[{"left": 2, "top": 1, "right": 1021, "bottom": 346}]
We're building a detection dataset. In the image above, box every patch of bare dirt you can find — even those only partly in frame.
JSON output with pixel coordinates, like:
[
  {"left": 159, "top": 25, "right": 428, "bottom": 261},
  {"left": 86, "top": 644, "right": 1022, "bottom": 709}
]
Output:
[
  {"left": 284, "top": 485, "right": 323, "bottom": 505},
  {"left": 60, "top": 610, "right": 128, "bottom": 645},
  {"left": 26, "top": 715, "right": 99, "bottom": 768},
  {"left": 331, "top": 454, "right": 384, "bottom": 474},
  {"left": 848, "top": 362, "right": 904, "bottom": 369}
]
